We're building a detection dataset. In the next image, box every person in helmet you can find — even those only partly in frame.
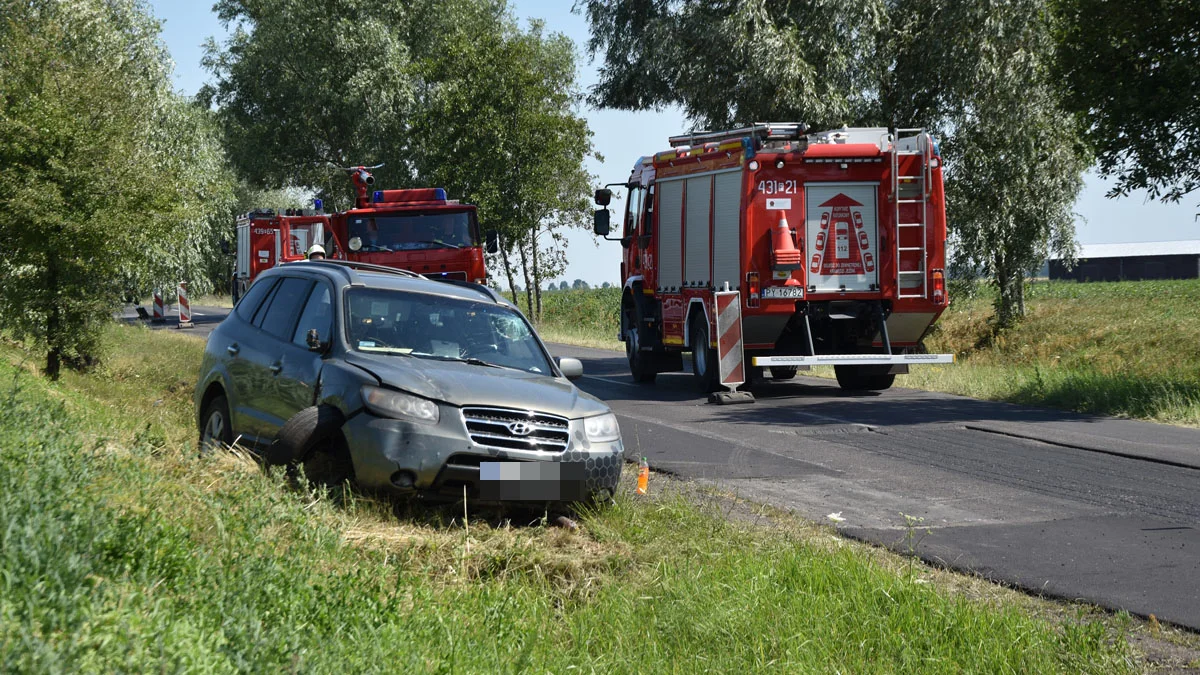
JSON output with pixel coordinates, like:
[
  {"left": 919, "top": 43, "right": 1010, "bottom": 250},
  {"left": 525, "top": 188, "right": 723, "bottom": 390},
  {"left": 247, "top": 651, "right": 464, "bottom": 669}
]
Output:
[{"left": 307, "top": 244, "right": 326, "bottom": 260}]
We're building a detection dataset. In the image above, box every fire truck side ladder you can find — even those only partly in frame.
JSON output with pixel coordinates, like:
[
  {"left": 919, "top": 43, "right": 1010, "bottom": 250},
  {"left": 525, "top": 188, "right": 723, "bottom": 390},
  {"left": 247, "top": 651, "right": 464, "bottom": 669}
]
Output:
[{"left": 893, "top": 128, "right": 930, "bottom": 299}]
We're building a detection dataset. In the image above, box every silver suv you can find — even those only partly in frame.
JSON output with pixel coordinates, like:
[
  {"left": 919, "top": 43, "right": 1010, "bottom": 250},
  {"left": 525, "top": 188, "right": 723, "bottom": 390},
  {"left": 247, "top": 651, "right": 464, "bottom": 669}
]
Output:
[{"left": 194, "top": 261, "right": 623, "bottom": 502}]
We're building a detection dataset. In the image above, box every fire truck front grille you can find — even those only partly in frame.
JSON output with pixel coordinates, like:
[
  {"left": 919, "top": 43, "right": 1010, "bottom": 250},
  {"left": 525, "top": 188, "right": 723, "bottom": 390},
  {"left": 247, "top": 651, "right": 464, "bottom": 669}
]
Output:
[{"left": 461, "top": 407, "right": 570, "bottom": 453}]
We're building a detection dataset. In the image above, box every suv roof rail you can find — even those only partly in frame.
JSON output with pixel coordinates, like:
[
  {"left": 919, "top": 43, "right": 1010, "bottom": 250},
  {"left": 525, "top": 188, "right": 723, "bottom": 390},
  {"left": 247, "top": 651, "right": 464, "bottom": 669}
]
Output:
[
  {"left": 287, "top": 259, "right": 424, "bottom": 286},
  {"left": 431, "top": 278, "right": 509, "bottom": 304}
]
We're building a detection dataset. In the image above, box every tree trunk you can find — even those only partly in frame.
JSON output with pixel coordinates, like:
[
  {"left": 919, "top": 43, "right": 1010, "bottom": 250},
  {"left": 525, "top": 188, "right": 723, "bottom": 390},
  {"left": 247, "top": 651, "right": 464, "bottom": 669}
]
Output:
[
  {"left": 530, "top": 226, "right": 543, "bottom": 321},
  {"left": 45, "top": 249, "right": 61, "bottom": 380},
  {"left": 517, "top": 238, "right": 534, "bottom": 317},
  {"left": 499, "top": 238, "right": 519, "bottom": 305},
  {"left": 993, "top": 258, "right": 1025, "bottom": 330}
]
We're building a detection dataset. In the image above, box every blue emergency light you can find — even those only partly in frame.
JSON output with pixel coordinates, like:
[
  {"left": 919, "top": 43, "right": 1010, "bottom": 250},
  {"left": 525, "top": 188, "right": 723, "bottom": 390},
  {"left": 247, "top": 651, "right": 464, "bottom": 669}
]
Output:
[
  {"left": 434, "top": 188, "right": 447, "bottom": 201},
  {"left": 373, "top": 190, "right": 383, "bottom": 202},
  {"left": 313, "top": 198, "right": 323, "bottom": 211}
]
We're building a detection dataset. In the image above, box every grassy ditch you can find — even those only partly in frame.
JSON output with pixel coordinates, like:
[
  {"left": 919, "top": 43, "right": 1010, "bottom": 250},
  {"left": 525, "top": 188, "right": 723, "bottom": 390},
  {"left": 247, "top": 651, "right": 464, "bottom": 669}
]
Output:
[
  {"left": 0, "top": 324, "right": 1146, "bottom": 671},
  {"left": 533, "top": 280, "right": 1200, "bottom": 426}
]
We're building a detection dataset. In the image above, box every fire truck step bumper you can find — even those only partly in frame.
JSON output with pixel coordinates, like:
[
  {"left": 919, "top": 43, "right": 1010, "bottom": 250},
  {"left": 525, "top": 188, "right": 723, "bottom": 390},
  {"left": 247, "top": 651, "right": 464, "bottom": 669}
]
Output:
[{"left": 751, "top": 354, "right": 955, "bottom": 367}]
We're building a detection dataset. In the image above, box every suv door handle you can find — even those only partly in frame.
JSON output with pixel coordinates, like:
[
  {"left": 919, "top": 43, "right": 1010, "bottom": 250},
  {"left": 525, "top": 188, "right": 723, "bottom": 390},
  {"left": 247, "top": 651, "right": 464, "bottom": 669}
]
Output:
[
  {"left": 227, "top": 344, "right": 240, "bottom": 356},
  {"left": 269, "top": 362, "right": 283, "bottom": 375}
]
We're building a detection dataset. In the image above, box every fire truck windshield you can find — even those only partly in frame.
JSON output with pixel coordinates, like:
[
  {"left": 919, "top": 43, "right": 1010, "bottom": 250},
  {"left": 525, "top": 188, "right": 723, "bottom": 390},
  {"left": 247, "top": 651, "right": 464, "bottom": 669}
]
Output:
[{"left": 349, "top": 212, "right": 477, "bottom": 252}]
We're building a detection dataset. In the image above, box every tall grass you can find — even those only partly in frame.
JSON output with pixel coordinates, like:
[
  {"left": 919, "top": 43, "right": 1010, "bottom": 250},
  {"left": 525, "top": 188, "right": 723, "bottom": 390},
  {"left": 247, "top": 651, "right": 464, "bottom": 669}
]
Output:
[{"left": 0, "top": 324, "right": 1137, "bottom": 671}]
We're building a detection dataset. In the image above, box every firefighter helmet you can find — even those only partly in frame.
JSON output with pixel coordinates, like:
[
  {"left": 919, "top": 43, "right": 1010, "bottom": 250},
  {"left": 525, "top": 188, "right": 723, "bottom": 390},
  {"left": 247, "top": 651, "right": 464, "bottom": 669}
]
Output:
[{"left": 307, "top": 244, "right": 326, "bottom": 260}]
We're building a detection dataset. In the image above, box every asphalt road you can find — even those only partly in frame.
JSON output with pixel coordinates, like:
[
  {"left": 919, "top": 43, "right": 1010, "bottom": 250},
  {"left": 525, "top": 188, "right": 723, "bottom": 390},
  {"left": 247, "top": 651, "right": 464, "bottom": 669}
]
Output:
[
  {"left": 135, "top": 304, "right": 1200, "bottom": 629},
  {"left": 552, "top": 343, "right": 1200, "bottom": 631}
]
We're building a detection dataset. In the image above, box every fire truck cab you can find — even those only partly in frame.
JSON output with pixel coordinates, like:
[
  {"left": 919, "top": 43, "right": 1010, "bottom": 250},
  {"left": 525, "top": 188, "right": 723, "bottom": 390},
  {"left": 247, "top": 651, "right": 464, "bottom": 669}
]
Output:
[
  {"left": 594, "top": 123, "right": 954, "bottom": 393},
  {"left": 332, "top": 168, "right": 492, "bottom": 283}
]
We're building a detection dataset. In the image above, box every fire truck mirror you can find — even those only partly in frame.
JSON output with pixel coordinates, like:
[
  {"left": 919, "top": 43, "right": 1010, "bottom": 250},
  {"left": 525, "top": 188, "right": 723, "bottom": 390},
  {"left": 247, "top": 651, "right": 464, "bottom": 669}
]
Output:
[
  {"left": 485, "top": 230, "right": 500, "bottom": 254},
  {"left": 593, "top": 209, "right": 611, "bottom": 236},
  {"left": 593, "top": 188, "right": 613, "bottom": 206},
  {"left": 220, "top": 240, "right": 231, "bottom": 255}
]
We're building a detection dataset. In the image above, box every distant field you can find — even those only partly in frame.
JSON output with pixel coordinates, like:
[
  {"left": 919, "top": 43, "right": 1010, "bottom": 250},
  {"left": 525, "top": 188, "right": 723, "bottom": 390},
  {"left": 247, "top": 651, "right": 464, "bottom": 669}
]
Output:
[
  {"left": 531, "top": 279, "right": 1200, "bottom": 426},
  {"left": 0, "top": 324, "right": 1145, "bottom": 671}
]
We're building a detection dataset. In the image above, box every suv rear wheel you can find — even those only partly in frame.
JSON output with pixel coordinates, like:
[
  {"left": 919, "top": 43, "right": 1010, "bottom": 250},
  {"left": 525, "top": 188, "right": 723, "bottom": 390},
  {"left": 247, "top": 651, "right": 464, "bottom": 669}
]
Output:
[{"left": 199, "top": 395, "right": 233, "bottom": 451}]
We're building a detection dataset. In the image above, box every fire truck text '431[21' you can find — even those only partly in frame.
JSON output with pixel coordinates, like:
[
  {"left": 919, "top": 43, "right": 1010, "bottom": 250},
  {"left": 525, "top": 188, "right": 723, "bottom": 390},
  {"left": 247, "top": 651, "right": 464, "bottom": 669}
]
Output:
[
  {"left": 232, "top": 166, "right": 498, "bottom": 301},
  {"left": 592, "top": 124, "right": 954, "bottom": 394}
]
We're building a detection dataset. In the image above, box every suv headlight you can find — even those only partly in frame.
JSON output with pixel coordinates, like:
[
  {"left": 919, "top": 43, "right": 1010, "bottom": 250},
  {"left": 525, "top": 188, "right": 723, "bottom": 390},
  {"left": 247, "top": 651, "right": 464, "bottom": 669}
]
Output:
[
  {"left": 583, "top": 412, "right": 621, "bottom": 443},
  {"left": 361, "top": 385, "right": 439, "bottom": 423}
]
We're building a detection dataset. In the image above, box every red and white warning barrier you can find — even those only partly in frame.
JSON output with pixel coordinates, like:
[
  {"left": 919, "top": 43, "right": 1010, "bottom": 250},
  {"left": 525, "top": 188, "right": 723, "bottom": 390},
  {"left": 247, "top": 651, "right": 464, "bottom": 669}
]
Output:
[
  {"left": 176, "top": 281, "right": 193, "bottom": 328},
  {"left": 152, "top": 288, "right": 165, "bottom": 323},
  {"left": 713, "top": 289, "right": 745, "bottom": 390}
]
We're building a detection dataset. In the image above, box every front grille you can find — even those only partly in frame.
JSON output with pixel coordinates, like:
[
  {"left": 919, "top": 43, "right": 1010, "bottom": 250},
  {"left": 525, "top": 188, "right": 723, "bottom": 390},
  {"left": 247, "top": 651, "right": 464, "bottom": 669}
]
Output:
[{"left": 461, "top": 406, "right": 570, "bottom": 453}]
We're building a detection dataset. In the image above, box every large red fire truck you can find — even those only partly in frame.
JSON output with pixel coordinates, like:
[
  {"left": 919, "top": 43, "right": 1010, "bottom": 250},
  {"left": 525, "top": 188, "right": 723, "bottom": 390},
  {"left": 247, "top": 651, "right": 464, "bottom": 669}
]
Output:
[
  {"left": 232, "top": 167, "right": 494, "bottom": 300},
  {"left": 593, "top": 124, "right": 954, "bottom": 393}
]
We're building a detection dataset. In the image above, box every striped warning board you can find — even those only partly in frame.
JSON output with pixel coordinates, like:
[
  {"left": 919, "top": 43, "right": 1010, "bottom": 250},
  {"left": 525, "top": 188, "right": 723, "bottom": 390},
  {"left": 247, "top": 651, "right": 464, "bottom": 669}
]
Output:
[
  {"left": 177, "top": 281, "right": 193, "bottom": 328},
  {"left": 713, "top": 290, "right": 744, "bottom": 389}
]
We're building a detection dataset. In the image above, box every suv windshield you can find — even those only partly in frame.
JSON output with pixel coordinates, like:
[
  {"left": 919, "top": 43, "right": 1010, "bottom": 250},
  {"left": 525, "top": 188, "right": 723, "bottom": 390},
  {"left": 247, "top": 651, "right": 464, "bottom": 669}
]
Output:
[
  {"left": 345, "top": 289, "right": 552, "bottom": 375},
  {"left": 349, "top": 212, "right": 476, "bottom": 251}
]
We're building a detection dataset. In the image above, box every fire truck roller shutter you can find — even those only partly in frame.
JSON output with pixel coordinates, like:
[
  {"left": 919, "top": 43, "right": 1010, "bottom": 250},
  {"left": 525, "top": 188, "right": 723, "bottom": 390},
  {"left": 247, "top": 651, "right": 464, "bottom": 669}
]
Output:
[
  {"left": 711, "top": 171, "right": 741, "bottom": 292},
  {"left": 684, "top": 175, "right": 712, "bottom": 287},
  {"left": 236, "top": 220, "right": 250, "bottom": 279},
  {"left": 657, "top": 180, "right": 684, "bottom": 291}
]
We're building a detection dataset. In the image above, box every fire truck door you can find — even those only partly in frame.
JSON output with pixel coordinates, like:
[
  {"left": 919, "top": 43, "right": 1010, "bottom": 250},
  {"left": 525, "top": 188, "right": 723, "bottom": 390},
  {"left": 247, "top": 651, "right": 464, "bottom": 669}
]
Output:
[{"left": 805, "top": 183, "right": 879, "bottom": 292}]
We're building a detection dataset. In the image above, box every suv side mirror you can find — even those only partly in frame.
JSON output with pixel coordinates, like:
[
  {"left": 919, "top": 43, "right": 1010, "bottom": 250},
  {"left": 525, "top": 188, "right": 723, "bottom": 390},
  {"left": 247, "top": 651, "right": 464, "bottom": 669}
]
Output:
[
  {"left": 306, "top": 328, "right": 327, "bottom": 353},
  {"left": 485, "top": 230, "right": 500, "bottom": 254},
  {"left": 558, "top": 357, "right": 583, "bottom": 380},
  {"left": 594, "top": 188, "right": 613, "bottom": 206},
  {"left": 593, "top": 210, "right": 610, "bottom": 237}
]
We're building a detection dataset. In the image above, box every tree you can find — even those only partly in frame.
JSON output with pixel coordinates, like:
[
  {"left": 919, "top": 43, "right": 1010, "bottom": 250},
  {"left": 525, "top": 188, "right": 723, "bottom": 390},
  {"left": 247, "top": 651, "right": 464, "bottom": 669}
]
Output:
[
  {"left": 559, "top": 281, "right": 570, "bottom": 291},
  {"left": 0, "top": 0, "right": 236, "bottom": 378},
  {"left": 201, "top": 0, "right": 415, "bottom": 207},
  {"left": 1054, "top": 0, "right": 1200, "bottom": 203},
  {"left": 572, "top": 279, "right": 590, "bottom": 290},
  {"left": 581, "top": 0, "right": 1089, "bottom": 327},
  {"left": 409, "top": 13, "right": 595, "bottom": 321},
  {"left": 601, "top": 281, "right": 612, "bottom": 289}
]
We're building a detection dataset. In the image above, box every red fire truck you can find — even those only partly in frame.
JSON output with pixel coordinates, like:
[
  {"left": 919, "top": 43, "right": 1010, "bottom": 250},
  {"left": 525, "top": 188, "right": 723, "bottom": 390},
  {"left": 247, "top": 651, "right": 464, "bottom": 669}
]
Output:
[
  {"left": 231, "top": 168, "right": 495, "bottom": 300},
  {"left": 233, "top": 209, "right": 329, "bottom": 301},
  {"left": 332, "top": 166, "right": 493, "bottom": 282},
  {"left": 593, "top": 124, "right": 954, "bottom": 393}
]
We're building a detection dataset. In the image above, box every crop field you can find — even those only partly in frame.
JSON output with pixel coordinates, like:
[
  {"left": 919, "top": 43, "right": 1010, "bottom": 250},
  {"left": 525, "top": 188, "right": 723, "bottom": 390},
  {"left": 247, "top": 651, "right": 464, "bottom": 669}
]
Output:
[
  {"left": 0, "top": 324, "right": 1154, "bottom": 671},
  {"left": 532, "top": 279, "right": 1200, "bottom": 426}
]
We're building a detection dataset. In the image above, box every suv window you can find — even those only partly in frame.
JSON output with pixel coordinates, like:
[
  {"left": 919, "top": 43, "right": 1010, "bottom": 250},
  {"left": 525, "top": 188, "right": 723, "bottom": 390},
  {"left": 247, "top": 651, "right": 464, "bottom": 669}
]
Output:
[
  {"left": 292, "top": 283, "right": 333, "bottom": 347},
  {"left": 345, "top": 288, "right": 553, "bottom": 374},
  {"left": 256, "top": 277, "right": 313, "bottom": 340},
  {"left": 235, "top": 278, "right": 277, "bottom": 321}
]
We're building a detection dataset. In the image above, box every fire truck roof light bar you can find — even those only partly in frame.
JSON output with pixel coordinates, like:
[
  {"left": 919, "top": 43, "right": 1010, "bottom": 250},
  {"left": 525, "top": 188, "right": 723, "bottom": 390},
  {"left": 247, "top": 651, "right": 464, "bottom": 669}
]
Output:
[
  {"left": 751, "top": 354, "right": 955, "bottom": 367},
  {"left": 668, "top": 123, "right": 808, "bottom": 148}
]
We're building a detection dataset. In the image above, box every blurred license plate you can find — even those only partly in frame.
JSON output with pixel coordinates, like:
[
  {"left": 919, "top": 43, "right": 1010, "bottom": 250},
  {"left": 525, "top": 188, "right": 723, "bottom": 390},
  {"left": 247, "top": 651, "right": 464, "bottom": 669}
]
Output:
[
  {"left": 762, "top": 286, "right": 805, "bottom": 299},
  {"left": 479, "top": 462, "right": 586, "bottom": 501}
]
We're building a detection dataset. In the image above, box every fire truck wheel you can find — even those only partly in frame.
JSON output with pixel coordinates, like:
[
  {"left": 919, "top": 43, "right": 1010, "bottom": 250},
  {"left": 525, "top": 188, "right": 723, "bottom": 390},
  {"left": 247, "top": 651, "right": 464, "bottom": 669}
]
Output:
[
  {"left": 769, "top": 366, "right": 798, "bottom": 380},
  {"left": 624, "top": 299, "right": 657, "bottom": 383},
  {"left": 689, "top": 314, "right": 720, "bottom": 393},
  {"left": 834, "top": 365, "right": 895, "bottom": 392}
]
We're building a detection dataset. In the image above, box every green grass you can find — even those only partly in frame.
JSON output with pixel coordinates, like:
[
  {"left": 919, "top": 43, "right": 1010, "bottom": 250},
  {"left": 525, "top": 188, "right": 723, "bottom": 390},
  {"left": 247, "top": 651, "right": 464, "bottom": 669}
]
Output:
[
  {"left": 535, "top": 279, "right": 1200, "bottom": 426},
  {"left": 0, "top": 324, "right": 1141, "bottom": 671}
]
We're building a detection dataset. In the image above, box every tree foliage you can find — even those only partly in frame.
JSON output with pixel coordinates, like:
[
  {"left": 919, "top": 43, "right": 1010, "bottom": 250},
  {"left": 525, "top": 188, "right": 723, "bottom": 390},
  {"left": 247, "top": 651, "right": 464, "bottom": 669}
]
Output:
[
  {"left": 1054, "top": 0, "right": 1200, "bottom": 203},
  {"left": 0, "top": 0, "right": 236, "bottom": 377},
  {"left": 581, "top": 0, "right": 1090, "bottom": 327},
  {"left": 201, "top": 0, "right": 415, "bottom": 207}
]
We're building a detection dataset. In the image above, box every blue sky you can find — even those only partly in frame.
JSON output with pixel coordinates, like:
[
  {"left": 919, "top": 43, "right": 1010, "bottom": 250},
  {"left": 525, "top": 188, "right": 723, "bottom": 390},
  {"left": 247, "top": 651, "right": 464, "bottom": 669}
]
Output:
[{"left": 151, "top": 0, "right": 1196, "bottom": 286}]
